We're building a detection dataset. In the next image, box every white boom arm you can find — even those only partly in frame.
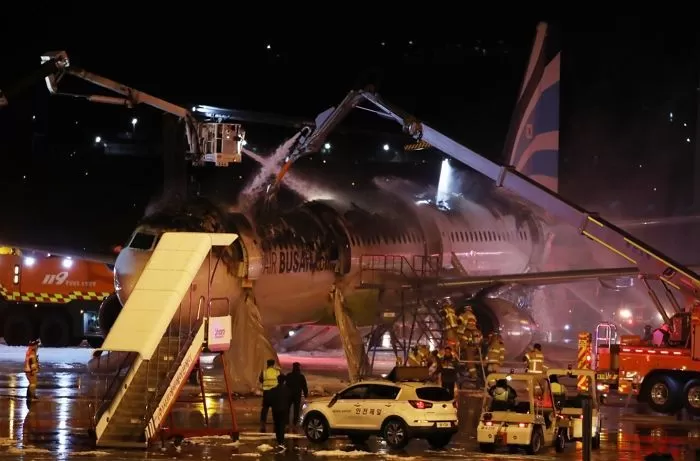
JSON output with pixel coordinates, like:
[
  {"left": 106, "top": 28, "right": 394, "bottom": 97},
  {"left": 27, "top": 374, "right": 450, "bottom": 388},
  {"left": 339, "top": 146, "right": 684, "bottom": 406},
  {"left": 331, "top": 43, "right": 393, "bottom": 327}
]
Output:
[
  {"left": 39, "top": 51, "right": 244, "bottom": 167},
  {"left": 271, "top": 89, "right": 700, "bottom": 306}
]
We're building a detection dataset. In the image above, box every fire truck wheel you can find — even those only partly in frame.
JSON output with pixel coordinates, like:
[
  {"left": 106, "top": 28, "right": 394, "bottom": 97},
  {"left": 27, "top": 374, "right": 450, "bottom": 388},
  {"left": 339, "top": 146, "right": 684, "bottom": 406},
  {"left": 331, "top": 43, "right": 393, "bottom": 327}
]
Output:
[
  {"left": 683, "top": 379, "right": 700, "bottom": 415},
  {"left": 3, "top": 314, "right": 34, "bottom": 346},
  {"left": 644, "top": 374, "right": 681, "bottom": 414},
  {"left": 39, "top": 314, "right": 70, "bottom": 348}
]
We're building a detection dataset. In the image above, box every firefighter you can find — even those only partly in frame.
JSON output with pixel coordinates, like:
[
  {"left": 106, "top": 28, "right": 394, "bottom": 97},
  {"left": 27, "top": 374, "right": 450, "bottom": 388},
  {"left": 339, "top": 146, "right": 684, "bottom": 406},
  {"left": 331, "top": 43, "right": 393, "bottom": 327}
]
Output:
[
  {"left": 642, "top": 324, "right": 653, "bottom": 344},
  {"left": 550, "top": 375, "right": 566, "bottom": 409},
  {"left": 652, "top": 323, "right": 670, "bottom": 347},
  {"left": 417, "top": 344, "right": 430, "bottom": 365},
  {"left": 24, "top": 340, "right": 39, "bottom": 404},
  {"left": 485, "top": 333, "right": 505, "bottom": 374},
  {"left": 524, "top": 343, "right": 545, "bottom": 373},
  {"left": 407, "top": 346, "right": 422, "bottom": 366},
  {"left": 460, "top": 305, "right": 477, "bottom": 329},
  {"left": 441, "top": 299, "right": 459, "bottom": 345},
  {"left": 488, "top": 378, "right": 516, "bottom": 410}
]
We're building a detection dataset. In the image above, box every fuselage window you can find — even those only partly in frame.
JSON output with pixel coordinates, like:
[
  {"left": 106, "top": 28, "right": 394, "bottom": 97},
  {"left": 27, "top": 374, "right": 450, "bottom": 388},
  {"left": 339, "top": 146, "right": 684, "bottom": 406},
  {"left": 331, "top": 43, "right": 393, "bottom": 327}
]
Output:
[{"left": 403, "top": 234, "right": 408, "bottom": 244}]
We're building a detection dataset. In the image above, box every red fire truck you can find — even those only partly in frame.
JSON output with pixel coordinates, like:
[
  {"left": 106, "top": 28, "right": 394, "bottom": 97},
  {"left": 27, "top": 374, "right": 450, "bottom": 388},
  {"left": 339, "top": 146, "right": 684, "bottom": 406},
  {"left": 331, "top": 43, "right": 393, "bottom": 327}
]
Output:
[{"left": 0, "top": 247, "right": 113, "bottom": 348}]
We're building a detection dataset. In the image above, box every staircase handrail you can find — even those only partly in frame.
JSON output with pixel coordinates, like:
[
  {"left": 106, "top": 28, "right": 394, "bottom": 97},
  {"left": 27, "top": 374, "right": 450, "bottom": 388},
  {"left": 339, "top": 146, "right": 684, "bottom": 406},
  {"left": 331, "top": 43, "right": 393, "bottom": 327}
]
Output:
[
  {"left": 360, "top": 254, "right": 421, "bottom": 279},
  {"left": 141, "top": 318, "right": 205, "bottom": 425},
  {"left": 91, "top": 351, "right": 139, "bottom": 429}
]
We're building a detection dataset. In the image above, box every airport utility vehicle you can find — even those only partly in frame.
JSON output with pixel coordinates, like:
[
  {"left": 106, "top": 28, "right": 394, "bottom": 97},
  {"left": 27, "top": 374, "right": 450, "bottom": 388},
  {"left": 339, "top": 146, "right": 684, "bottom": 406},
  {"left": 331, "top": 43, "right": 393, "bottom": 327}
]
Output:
[
  {"left": 547, "top": 368, "right": 602, "bottom": 450},
  {"left": 477, "top": 372, "right": 565, "bottom": 454}
]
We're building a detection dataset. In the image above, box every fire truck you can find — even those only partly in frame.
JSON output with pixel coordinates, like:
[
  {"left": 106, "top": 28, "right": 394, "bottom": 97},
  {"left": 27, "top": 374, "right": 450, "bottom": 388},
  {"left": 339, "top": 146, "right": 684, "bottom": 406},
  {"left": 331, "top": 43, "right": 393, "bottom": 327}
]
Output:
[
  {"left": 593, "top": 297, "right": 700, "bottom": 415},
  {"left": 0, "top": 247, "right": 113, "bottom": 348}
]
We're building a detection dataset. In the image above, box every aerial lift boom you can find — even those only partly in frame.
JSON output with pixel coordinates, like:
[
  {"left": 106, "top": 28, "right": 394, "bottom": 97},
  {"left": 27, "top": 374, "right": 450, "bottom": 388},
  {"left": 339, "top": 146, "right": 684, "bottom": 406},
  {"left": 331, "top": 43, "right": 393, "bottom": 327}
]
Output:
[
  {"left": 0, "top": 54, "right": 70, "bottom": 108},
  {"left": 38, "top": 51, "right": 244, "bottom": 167},
  {"left": 270, "top": 89, "right": 700, "bottom": 307}
]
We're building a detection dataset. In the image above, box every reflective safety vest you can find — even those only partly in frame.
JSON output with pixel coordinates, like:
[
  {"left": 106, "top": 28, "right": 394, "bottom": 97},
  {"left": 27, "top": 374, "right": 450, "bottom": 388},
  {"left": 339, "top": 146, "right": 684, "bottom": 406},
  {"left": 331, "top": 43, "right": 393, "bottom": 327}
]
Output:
[
  {"left": 486, "top": 341, "right": 505, "bottom": 365},
  {"left": 24, "top": 349, "right": 38, "bottom": 374},
  {"left": 492, "top": 387, "right": 509, "bottom": 401},
  {"left": 407, "top": 352, "right": 421, "bottom": 366},
  {"left": 551, "top": 382, "right": 565, "bottom": 394},
  {"left": 444, "top": 307, "right": 458, "bottom": 330},
  {"left": 262, "top": 367, "right": 280, "bottom": 390},
  {"left": 525, "top": 350, "right": 544, "bottom": 373}
]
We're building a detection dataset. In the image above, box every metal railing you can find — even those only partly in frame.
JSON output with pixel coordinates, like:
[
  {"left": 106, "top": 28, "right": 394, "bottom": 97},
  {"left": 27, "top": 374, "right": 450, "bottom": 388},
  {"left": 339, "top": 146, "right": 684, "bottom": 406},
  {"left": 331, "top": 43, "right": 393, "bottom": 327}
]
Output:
[{"left": 91, "top": 351, "right": 139, "bottom": 429}]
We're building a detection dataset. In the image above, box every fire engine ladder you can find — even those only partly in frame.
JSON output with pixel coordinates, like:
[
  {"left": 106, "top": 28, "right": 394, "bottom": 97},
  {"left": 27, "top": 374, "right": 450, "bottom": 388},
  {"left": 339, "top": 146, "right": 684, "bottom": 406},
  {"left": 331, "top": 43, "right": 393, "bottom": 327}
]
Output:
[
  {"left": 90, "top": 232, "right": 238, "bottom": 448},
  {"left": 277, "top": 89, "right": 700, "bottom": 307}
]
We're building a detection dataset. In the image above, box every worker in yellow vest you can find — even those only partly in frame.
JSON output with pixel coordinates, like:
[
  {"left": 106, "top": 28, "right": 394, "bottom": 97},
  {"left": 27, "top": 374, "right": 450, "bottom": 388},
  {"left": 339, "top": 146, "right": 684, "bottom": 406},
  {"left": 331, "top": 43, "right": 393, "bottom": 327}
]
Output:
[
  {"left": 417, "top": 344, "right": 430, "bottom": 365},
  {"left": 460, "top": 305, "right": 477, "bottom": 329},
  {"left": 407, "top": 346, "right": 422, "bottom": 366},
  {"left": 24, "top": 340, "right": 39, "bottom": 406},
  {"left": 258, "top": 359, "right": 281, "bottom": 432},
  {"left": 524, "top": 343, "right": 545, "bottom": 373},
  {"left": 485, "top": 333, "right": 505, "bottom": 374}
]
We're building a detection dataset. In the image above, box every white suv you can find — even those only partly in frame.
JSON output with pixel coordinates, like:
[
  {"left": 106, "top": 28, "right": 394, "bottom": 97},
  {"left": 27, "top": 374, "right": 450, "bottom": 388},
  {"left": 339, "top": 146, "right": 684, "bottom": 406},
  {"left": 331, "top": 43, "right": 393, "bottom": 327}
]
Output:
[{"left": 300, "top": 379, "right": 458, "bottom": 449}]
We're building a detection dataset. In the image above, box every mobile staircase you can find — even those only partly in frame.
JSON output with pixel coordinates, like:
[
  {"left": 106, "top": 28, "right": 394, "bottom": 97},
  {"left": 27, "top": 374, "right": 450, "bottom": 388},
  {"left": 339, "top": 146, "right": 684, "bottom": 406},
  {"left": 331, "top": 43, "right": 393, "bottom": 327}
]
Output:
[{"left": 90, "top": 232, "right": 238, "bottom": 448}]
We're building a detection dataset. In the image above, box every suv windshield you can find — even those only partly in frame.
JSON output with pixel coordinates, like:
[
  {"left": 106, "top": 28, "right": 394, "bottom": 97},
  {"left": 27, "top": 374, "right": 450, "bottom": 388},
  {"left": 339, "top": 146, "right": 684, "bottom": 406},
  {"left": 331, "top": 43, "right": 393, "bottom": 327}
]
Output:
[{"left": 416, "top": 387, "right": 452, "bottom": 401}]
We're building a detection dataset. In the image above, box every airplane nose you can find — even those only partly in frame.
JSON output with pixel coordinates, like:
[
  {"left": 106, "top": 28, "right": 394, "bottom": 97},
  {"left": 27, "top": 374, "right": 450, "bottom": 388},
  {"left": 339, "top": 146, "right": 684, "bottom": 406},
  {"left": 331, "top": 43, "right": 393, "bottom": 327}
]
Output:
[{"left": 114, "top": 248, "right": 151, "bottom": 306}]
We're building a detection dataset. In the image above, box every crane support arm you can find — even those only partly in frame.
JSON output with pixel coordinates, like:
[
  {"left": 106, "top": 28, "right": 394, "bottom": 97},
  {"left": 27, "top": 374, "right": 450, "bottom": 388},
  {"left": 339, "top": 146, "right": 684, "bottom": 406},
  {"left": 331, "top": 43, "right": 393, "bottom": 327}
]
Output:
[
  {"left": 0, "top": 54, "right": 70, "bottom": 108},
  {"left": 272, "top": 89, "right": 700, "bottom": 304}
]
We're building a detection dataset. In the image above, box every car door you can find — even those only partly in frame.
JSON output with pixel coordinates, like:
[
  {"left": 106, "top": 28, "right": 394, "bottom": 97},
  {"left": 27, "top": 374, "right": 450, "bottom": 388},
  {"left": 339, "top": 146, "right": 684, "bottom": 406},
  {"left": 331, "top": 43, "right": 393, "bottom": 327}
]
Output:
[
  {"left": 330, "top": 384, "right": 370, "bottom": 429},
  {"left": 363, "top": 384, "right": 401, "bottom": 430}
]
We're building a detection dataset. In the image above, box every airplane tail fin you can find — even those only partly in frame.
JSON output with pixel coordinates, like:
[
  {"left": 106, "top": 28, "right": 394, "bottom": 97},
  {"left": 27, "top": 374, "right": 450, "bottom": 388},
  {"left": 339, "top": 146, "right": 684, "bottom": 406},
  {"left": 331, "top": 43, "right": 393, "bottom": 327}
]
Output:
[{"left": 503, "top": 22, "right": 561, "bottom": 192}]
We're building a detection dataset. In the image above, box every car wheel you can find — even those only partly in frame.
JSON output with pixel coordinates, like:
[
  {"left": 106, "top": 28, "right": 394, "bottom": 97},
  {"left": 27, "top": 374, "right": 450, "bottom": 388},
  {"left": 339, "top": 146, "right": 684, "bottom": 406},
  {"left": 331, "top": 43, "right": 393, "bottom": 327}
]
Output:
[
  {"left": 479, "top": 443, "right": 495, "bottom": 453},
  {"left": 555, "top": 429, "right": 567, "bottom": 453},
  {"left": 382, "top": 418, "right": 409, "bottom": 449},
  {"left": 427, "top": 434, "right": 452, "bottom": 449},
  {"left": 349, "top": 434, "right": 369, "bottom": 445},
  {"left": 304, "top": 413, "right": 329, "bottom": 443},
  {"left": 526, "top": 427, "right": 543, "bottom": 455}
]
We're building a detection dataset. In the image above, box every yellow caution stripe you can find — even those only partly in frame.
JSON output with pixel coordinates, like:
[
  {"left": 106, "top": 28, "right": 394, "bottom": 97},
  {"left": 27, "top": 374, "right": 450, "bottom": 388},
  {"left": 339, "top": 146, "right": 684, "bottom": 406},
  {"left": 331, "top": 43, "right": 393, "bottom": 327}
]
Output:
[
  {"left": 0, "top": 285, "right": 110, "bottom": 304},
  {"left": 404, "top": 140, "right": 432, "bottom": 151}
]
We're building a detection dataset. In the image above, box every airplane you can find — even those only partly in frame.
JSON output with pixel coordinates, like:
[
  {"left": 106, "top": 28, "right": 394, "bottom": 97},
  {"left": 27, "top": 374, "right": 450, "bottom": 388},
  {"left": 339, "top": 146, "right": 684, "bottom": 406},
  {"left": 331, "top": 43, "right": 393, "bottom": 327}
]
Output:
[
  {"left": 7, "top": 22, "right": 688, "bottom": 394},
  {"left": 96, "top": 22, "right": 644, "bottom": 393}
]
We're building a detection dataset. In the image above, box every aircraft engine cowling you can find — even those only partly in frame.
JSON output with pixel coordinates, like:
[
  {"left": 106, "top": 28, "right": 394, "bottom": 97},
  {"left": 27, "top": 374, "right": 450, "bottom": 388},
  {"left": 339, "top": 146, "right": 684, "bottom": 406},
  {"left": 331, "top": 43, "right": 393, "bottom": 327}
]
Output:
[{"left": 97, "top": 292, "right": 122, "bottom": 336}]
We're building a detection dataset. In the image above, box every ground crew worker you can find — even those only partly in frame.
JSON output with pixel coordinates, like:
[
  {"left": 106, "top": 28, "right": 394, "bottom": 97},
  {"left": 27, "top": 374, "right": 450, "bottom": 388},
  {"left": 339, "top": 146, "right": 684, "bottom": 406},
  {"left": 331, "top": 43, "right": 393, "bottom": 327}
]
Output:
[
  {"left": 642, "top": 325, "right": 653, "bottom": 344},
  {"left": 24, "top": 340, "right": 39, "bottom": 405},
  {"left": 488, "top": 378, "right": 516, "bottom": 409},
  {"left": 284, "top": 362, "right": 308, "bottom": 428},
  {"left": 524, "top": 343, "right": 545, "bottom": 373},
  {"left": 417, "top": 344, "right": 430, "bottom": 365},
  {"left": 438, "top": 346, "right": 459, "bottom": 399},
  {"left": 258, "top": 358, "right": 281, "bottom": 432},
  {"left": 269, "top": 375, "right": 290, "bottom": 447},
  {"left": 485, "top": 333, "right": 505, "bottom": 374},
  {"left": 550, "top": 375, "right": 566, "bottom": 409}
]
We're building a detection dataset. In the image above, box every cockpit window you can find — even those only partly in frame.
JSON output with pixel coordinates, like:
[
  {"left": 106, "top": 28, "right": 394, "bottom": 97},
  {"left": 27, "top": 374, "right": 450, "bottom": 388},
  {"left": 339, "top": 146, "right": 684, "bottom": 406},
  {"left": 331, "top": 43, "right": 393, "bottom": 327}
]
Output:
[{"left": 128, "top": 232, "right": 157, "bottom": 250}]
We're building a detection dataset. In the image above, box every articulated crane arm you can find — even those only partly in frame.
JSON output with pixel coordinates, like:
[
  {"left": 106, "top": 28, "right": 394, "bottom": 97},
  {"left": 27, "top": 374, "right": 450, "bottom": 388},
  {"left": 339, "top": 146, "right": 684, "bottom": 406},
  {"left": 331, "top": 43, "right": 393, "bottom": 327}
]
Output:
[
  {"left": 0, "top": 54, "right": 71, "bottom": 108},
  {"left": 271, "top": 88, "right": 700, "bottom": 307},
  {"left": 39, "top": 51, "right": 244, "bottom": 167}
]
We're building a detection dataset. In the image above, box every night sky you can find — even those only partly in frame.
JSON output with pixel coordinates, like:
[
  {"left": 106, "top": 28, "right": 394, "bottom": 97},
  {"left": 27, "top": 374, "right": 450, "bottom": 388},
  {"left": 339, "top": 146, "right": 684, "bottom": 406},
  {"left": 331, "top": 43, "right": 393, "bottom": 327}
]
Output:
[{"left": 0, "top": 13, "right": 698, "bottom": 254}]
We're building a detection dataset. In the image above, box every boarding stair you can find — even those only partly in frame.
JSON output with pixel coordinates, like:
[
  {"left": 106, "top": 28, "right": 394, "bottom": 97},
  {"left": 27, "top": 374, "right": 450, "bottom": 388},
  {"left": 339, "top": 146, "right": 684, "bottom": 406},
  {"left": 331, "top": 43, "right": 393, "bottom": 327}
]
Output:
[{"left": 90, "top": 232, "right": 238, "bottom": 448}]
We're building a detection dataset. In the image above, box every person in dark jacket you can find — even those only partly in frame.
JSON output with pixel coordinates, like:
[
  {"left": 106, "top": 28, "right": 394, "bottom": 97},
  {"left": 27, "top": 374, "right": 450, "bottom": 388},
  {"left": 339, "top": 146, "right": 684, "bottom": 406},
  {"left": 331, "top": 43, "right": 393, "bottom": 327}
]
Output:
[
  {"left": 268, "top": 374, "right": 291, "bottom": 446},
  {"left": 285, "top": 362, "right": 308, "bottom": 426}
]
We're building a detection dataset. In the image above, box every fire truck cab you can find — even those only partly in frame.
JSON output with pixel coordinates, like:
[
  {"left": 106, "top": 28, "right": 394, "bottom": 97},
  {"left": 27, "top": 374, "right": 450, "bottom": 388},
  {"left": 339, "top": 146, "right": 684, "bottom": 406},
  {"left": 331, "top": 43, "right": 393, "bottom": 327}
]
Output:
[
  {"left": 0, "top": 248, "right": 113, "bottom": 348},
  {"left": 593, "top": 310, "right": 700, "bottom": 415}
]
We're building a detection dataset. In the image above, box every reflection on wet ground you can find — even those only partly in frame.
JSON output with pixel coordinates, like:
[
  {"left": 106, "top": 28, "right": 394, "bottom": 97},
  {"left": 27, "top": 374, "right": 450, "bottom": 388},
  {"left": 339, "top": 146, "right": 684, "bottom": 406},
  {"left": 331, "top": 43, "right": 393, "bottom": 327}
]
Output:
[{"left": 0, "top": 367, "right": 696, "bottom": 459}]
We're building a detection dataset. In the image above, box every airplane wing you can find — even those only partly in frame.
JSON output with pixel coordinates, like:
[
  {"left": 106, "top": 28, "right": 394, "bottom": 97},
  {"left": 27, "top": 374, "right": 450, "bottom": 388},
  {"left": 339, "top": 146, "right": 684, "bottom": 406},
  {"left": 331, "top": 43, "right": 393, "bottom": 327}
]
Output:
[
  {"left": 433, "top": 267, "right": 639, "bottom": 290},
  {"left": 0, "top": 241, "right": 117, "bottom": 266}
]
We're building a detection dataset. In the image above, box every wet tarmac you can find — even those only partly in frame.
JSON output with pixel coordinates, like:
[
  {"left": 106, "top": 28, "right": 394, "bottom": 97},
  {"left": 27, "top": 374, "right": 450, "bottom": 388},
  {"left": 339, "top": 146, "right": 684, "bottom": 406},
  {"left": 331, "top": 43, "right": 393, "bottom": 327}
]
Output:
[{"left": 0, "top": 356, "right": 697, "bottom": 460}]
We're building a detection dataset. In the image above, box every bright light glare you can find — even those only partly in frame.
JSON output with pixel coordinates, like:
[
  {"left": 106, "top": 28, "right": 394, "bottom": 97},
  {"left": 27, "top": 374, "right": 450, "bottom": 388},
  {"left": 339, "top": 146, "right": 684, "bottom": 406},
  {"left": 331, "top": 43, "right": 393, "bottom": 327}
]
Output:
[
  {"left": 288, "top": 330, "right": 295, "bottom": 337},
  {"left": 94, "top": 136, "right": 101, "bottom": 143},
  {"left": 324, "top": 142, "right": 331, "bottom": 150},
  {"left": 383, "top": 144, "right": 390, "bottom": 151},
  {"left": 24, "top": 257, "right": 35, "bottom": 267},
  {"left": 131, "top": 118, "right": 138, "bottom": 126},
  {"left": 62, "top": 258, "right": 73, "bottom": 269},
  {"left": 619, "top": 308, "right": 632, "bottom": 319},
  {"left": 242, "top": 139, "right": 248, "bottom": 146},
  {"left": 564, "top": 324, "right": 570, "bottom": 330},
  {"left": 381, "top": 332, "right": 391, "bottom": 348}
]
